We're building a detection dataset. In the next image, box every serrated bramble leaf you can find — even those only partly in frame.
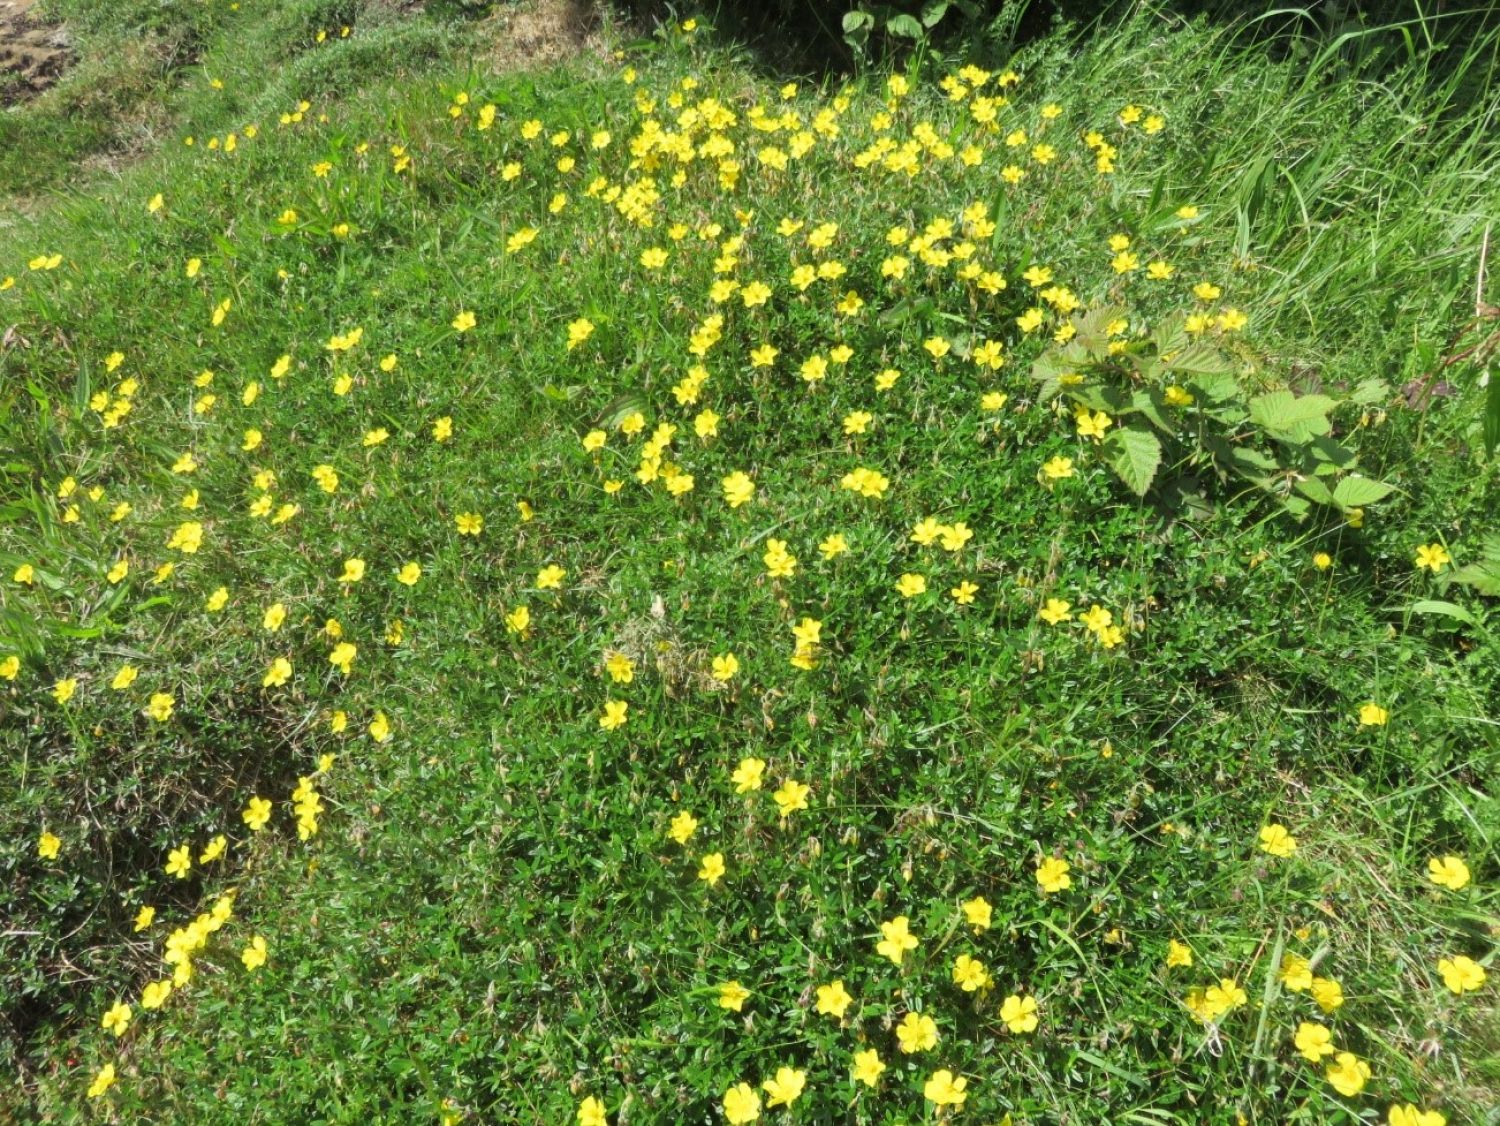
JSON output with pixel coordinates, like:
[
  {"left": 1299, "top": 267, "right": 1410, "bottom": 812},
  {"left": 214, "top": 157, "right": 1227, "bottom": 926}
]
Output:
[
  {"left": 1102, "top": 426, "right": 1161, "bottom": 496},
  {"left": 1249, "top": 390, "right": 1337, "bottom": 439},
  {"left": 1331, "top": 476, "right": 1397, "bottom": 508}
]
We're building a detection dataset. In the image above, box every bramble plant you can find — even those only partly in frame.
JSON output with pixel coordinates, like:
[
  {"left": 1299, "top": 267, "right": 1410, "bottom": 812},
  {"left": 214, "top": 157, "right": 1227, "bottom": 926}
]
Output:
[{"left": 1033, "top": 304, "right": 1398, "bottom": 515}]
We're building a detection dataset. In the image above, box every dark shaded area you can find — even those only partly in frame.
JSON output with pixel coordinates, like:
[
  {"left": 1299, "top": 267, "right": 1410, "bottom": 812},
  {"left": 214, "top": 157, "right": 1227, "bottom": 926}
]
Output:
[{"left": 618, "top": 0, "right": 1500, "bottom": 82}]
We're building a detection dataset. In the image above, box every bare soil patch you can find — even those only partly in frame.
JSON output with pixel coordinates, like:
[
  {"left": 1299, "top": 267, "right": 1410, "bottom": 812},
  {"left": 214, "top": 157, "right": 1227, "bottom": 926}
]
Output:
[
  {"left": 484, "top": 0, "right": 605, "bottom": 71},
  {"left": 0, "top": 0, "right": 72, "bottom": 104}
]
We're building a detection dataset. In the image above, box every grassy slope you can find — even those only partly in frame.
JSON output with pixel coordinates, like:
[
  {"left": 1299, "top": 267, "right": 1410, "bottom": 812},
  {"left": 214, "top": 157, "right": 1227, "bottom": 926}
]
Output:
[{"left": 3, "top": 3, "right": 1498, "bottom": 1124}]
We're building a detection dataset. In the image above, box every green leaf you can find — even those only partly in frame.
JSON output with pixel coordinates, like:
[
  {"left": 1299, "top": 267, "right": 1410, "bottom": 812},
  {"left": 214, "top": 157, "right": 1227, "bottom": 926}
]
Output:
[
  {"left": 921, "top": 0, "right": 951, "bottom": 27},
  {"left": 1348, "top": 377, "right": 1391, "bottom": 406},
  {"left": 1293, "top": 477, "right": 1333, "bottom": 505},
  {"left": 1186, "top": 369, "right": 1241, "bottom": 403},
  {"left": 841, "top": 10, "right": 873, "bottom": 32},
  {"left": 1074, "top": 304, "right": 1128, "bottom": 354},
  {"left": 1331, "top": 475, "right": 1397, "bottom": 508},
  {"left": 1485, "top": 369, "right": 1500, "bottom": 454},
  {"left": 1102, "top": 426, "right": 1162, "bottom": 496},
  {"left": 1402, "top": 600, "right": 1477, "bottom": 627},
  {"left": 1248, "top": 390, "right": 1337, "bottom": 440},
  {"left": 1163, "top": 342, "right": 1233, "bottom": 377},
  {"left": 885, "top": 14, "right": 924, "bottom": 38}
]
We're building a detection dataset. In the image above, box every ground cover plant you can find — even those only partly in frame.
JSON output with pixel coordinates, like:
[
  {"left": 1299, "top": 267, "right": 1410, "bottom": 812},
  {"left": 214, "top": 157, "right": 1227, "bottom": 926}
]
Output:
[{"left": 2, "top": 1, "right": 1497, "bottom": 1122}]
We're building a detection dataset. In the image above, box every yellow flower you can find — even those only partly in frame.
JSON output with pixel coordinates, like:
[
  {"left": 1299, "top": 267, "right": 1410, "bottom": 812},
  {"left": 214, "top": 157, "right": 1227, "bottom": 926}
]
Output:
[
  {"left": 600, "top": 700, "right": 628, "bottom": 730},
  {"left": 243, "top": 796, "right": 272, "bottom": 831},
  {"left": 1325, "top": 1051, "right": 1370, "bottom": 1097},
  {"left": 1279, "top": 953, "right": 1313, "bottom": 992},
  {"left": 922, "top": 1069, "right": 968, "bottom": 1108},
  {"left": 146, "top": 693, "right": 174, "bottom": 722},
  {"left": 1359, "top": 702, "right": 1389, "bottom": 727},
  {"left": 698, "top": 852, "right": 726, "bottom": 886},
  {"left": 1437, "top": 954, "right": 1485, "bottom": 995},
  {"left": 199, "top": 835, "right": 227, "bottom": 864},
  {"left": 772, "top": 779, "right": 810, "bottom": 817},
  {"left": 241, "top": 935, "right": 268, "bottom": 971},
  {"left": 87, "top": 1063, "right": 116, "bottom": 1099},
  {"left": 1000, "top": 993, "right": 1039, "bottom": 1033},
  {"left": 338, "top": 558, "right": 366, "bottom": 584},
  {"left": 1039, "top": 598, "right": 1073, "bottom": 624},
  {"left": 101, "top": 1001, "right": 132, "bottom": 1036},
  {"left": 1414, "top": 542, "right": 1451, "bottom": 572},
  {"left": 668, "top": 811, "right": 698, "bottom": 845},
  {"left": 815, "top": 980, "right": 852, "bottom": 1018},
  {"left": 761, "top": 1067, "right": 805, "bottom": 1108},
  {"left": 133, "top": 905, "right": 155, "bottom": 931},
  {"left": 368, "top": 711, "right": 392, "bottom": 742},
  {"left": 1311, "top": 976, "right": 1344, "bottom": 1012},
  {"left": 846, "top": 1048, "right": 885, "bottom": 1089},
  {"left": 876, "top": 915, "right": 919, "bottom": 965},
  {"left": 52, "top": 678, "right": 78, "bottom": 704},
  {"left": 263, "top": 657, "right": 293, "bottom": 688},
  {"left": 711, "top": 653, "right": 739, "bottom": 682},
  {"left": 1204, "top": 978, "right": 1247, "bottom": 1016},
  {"left": 1389, "top": 1105, "right": 1447, "bottom": 1126},
  {"left": 962, "top": 896, "right": 991, "bottom": 932},
  {"left": 576, "top": 1096, "right": 608, "bottom": 1126},
  {"left": 1166, "top": 939, "right": 1193, "bottom": 968},
  {"left": 38, "top": 830, "right": 61, "bottom": 859},
  {"left": 1294, "top": 1021, "right": 1336, "bottom": 1062},
  {"left": 536, "top": 564, "right": 566, "bottom": 591},
  {"left": 566, "top": 318, "right": 595, "bottom": 351},
  {"left": 397, "top": 562, "right": 422, "bottom": 586},
  {"left": 141, "top": 979, "right": 173, "bottom": 1010},
  {"left": 722, "top": 1082, "right": 760, "bottom": 1124},
  {"left": 1258, "top": 823, "right": 1297, "bottom": 858},
  {"left": 165, "top": 844, "right": 191, "bottom": 878},
  {"left": 1040, "top": 453, "right": 1076, "bottom": 481},
  {"left": 819, "top": 533, "right": 849, "bottom": 560},
  {"left": 896, "top": 573, "right": 927, "bottom": 598},
  {"left": 732, "top": 757, "right": 765, "bottom": 793},
  {"left": 451, "top": 310, "right": 476, "bottom": 333},
  {"left": 952, "top": 953, "right": 990, "bottom": 992},
  {"left": 1427, "top": 855, "right": 1470, "bottom": 891},
  {"left": 505, "top": 606, "right": 531, "bottom": 636},
  {"left": 721, "top": 471, "right": 755, "bottom": 509},
  {"left": 950, "top": 580, "right": 979, "bottom": 605},
  {"left": 712, "top": 979, "right": 750, "bottom": 1012},
  {"left": 1036, "top": 855, "right": 1072, "bottom": 893},
  {"left": 897, "top": 1010, "right": 939, "bottom": 1053},
  {"left": 329, "top": 643, "right": 357, "bottom": 675}
]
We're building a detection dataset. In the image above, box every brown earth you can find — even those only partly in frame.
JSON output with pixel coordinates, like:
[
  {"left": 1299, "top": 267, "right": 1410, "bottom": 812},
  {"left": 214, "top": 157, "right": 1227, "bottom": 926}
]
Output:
[{"left": 0, "top": 0, "right": 72, "bottom": 104}]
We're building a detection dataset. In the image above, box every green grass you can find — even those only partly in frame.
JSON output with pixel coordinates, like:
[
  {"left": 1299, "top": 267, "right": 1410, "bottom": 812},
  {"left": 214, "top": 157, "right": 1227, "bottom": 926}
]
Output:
[{"left": 2, "top": 3, "right": 1497, "bottom": 1124}]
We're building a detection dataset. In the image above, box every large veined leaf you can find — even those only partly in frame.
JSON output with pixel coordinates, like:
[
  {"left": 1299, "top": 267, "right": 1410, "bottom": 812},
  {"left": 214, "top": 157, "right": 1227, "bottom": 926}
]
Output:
[
  {"left": 1249, "top": 390, "right": 1337, "bottom": 440},
  {"left": 1294, "top": 477, "right": 1334, "bottom": 505},
  {"left": 1163, "top": 342, "right": 1234, "bottom": 377},
  {"left": 1331, "top": 475, "right": 1397, "bottom": 508},
  {"left": 1102, "top": 426, "right": 1162, "bottom": 496},
  {"left": 884, "top": 14, "right": 924, "bottom": 38},
  {"left": 921, "top": 0, "right": 952, "bottom": 26}
]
